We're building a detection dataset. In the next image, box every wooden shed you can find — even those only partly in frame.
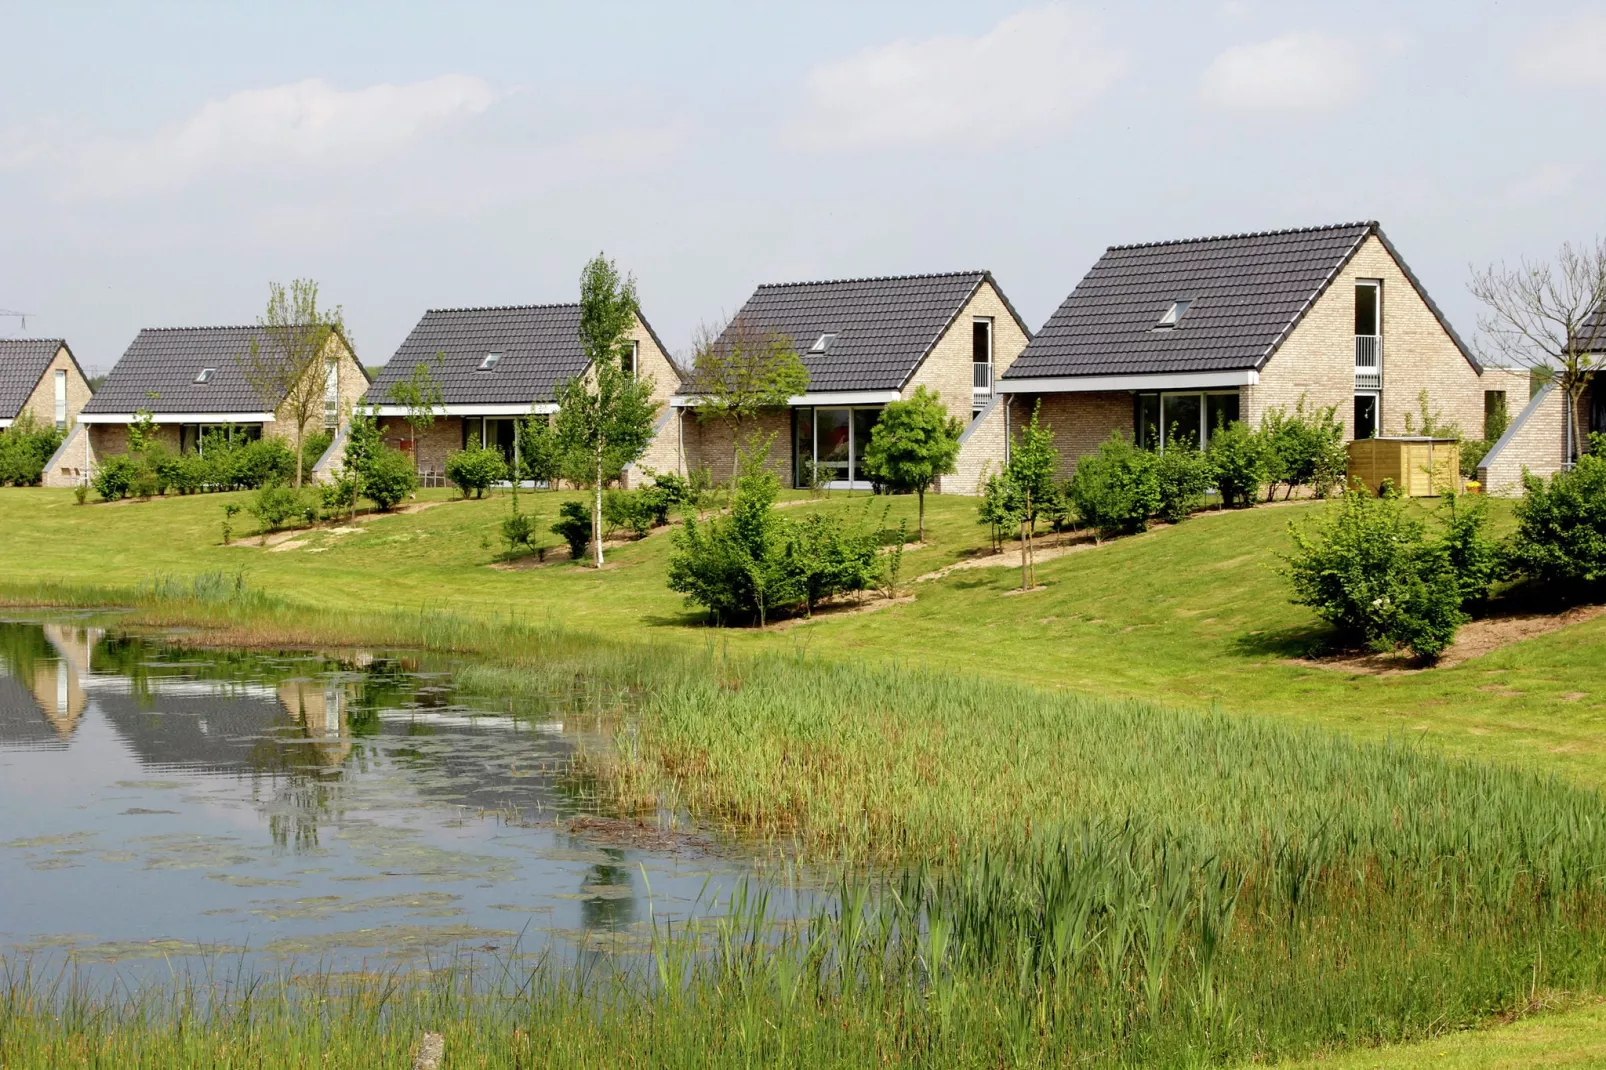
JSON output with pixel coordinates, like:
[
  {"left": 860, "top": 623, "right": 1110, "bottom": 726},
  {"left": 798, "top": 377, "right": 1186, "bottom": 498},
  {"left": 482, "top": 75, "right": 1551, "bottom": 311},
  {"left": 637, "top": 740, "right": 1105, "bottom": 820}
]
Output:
[{"left": 1347, "top": 437, "right": 1461, "bottom": 497}]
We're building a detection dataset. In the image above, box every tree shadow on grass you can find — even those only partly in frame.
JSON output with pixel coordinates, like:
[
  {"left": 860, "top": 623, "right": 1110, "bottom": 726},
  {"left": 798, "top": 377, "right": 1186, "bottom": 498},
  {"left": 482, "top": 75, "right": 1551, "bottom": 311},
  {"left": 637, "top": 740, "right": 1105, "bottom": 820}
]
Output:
[{"left": 1228, "top": 622, "right": 1335, "bottom": 661}]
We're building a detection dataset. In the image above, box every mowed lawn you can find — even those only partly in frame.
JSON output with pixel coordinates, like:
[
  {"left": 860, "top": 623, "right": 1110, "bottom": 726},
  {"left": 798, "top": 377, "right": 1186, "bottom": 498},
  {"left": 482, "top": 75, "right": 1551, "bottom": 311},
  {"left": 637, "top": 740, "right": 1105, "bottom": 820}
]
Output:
[{"left": 4, "top": 484, "right": 1605, "bottom": 786}]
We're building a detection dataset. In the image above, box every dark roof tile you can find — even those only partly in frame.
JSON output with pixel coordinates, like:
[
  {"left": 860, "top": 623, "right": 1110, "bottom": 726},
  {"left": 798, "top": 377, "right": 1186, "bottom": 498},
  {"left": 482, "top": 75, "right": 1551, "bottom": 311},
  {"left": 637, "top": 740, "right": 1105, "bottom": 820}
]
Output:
[
  {"left": 1006, "top": 222, "right": 1379, "bottom": 380},
  {"left": 84, "top": 327, "right": 293, "bottom": 415},
  {"left": 707, "top": 272, "right": 1000, "bottom": 393},
  {"left": 0, "top": 339, "right": 68, "bottom": 419}
]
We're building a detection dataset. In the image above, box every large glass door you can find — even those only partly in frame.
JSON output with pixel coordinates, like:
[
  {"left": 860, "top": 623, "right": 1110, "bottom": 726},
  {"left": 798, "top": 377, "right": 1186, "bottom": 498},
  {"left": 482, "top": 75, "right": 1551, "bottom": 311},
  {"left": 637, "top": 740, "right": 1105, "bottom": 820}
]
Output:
[
  {"left": 816, "top": 408, "right": 851, "bottom": 483},
  {"left": 794, "top": 406, "right": 883, "bottom": 488}
]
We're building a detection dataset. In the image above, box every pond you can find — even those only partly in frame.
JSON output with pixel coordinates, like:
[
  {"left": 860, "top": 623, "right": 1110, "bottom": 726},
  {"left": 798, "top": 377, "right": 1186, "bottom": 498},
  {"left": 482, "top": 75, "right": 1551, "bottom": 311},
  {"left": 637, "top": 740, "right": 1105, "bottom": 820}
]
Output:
[{"left": 0, "top": 615, "right": 790, "bottom": 977}]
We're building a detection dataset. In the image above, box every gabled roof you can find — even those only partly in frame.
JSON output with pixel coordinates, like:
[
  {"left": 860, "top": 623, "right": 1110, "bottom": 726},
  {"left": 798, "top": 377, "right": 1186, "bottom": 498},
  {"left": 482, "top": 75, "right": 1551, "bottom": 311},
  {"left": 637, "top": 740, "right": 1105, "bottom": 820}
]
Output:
[
  {"left": 83, "top": 326, "right": 350, "bottom": 416},
  {"left": 0, "top": 338, "right": 76, "bottom": 420},
  {"left": 1577, "top": 304, "right": 1606, "bottom": 355},
  {"left": 1003, "top": 221, "right": 1476, "bottom": 382},
  {"left": 703, "top": 271, "right": 1029, "bottom": 393},
  {"left": 368, "top": 304, "right": 669, "bottom": 407}
]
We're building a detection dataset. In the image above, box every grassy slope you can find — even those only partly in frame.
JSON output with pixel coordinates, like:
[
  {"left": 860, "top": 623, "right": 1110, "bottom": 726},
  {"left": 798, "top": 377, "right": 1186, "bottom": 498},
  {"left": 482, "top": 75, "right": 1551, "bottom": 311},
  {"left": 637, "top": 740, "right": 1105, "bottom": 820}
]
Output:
[
  {"left": 6, "top": 485, "right": 1603, "bottom": 786},
  {"left": 1268, "top": 1002, "right": 1606, "bottom": 1068}
]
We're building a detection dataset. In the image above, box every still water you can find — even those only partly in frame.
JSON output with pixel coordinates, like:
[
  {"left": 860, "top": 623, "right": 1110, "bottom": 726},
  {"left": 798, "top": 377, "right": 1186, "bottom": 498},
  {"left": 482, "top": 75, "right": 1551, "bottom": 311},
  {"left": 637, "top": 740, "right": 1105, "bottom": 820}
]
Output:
[{"left": 0, "top": 616, "right": 772, "bottom": 974}]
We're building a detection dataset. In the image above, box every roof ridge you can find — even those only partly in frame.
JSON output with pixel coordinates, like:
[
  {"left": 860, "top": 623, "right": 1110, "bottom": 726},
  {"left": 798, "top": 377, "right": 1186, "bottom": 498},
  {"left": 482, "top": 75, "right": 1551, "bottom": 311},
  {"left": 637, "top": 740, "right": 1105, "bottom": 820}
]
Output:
[
  {"left": 0, "top": 337, "right": 65, "bottom": 344},
  {"left": 1107, "top": 221, "right": 1375, "bottom": 252},
  {"left": 424, "top": 302, "right": 581, "bottom": 314},
  {"left": 139, "top": 325, "right": 262, "bottom": 333},
  {"left": 754, "top": 269, "right": 987, "bottom": 290}
]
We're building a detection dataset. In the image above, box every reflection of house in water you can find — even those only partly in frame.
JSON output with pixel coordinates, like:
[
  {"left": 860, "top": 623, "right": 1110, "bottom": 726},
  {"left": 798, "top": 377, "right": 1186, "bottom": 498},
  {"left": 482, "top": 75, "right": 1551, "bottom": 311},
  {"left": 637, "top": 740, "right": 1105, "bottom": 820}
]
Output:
[
  {"left": 277, "top": 679, "right": 354, "bottom": 766},
  {"left": 0, "top": 622, "right": 101, "bottom": 745}
]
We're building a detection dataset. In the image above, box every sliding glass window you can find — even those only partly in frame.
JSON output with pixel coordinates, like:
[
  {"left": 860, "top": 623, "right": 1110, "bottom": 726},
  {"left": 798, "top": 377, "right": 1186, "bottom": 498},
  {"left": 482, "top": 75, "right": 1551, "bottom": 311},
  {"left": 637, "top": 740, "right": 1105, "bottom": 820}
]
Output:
[
  {"left": 792, "top": 406, "right": 883, "bottom": 488},
  {"left": 1134, "top": 391, "right": 1241, "bottom": 450}
]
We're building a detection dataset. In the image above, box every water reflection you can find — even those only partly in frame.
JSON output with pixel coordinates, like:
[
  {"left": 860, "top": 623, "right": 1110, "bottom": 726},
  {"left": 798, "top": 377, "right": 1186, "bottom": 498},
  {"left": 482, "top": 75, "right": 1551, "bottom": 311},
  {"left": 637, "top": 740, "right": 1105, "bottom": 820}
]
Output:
[{"left": 0, "top": 618, "right": 778, "bottom": 975}]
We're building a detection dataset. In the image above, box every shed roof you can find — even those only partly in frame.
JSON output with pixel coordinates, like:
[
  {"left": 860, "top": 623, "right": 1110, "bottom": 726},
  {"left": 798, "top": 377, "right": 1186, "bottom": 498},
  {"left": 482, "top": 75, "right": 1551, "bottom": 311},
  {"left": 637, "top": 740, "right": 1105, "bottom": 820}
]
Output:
[
  {"left": 0, "top": 338, "right": 73, "bottom": 420},
  {"left": 1003, "top": 221, "right": 1475, "bottom": 382},
  {"left": 368, "top": 304, "right": 668, "bottom": 407},
  {"left": 702, "top": 271, "right": 1027, "bottom": 394}
]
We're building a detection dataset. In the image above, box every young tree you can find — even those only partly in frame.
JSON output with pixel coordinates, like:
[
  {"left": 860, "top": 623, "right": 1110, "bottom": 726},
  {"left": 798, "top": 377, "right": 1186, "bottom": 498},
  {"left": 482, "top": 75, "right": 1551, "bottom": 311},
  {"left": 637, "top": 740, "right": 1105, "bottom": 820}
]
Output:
[
  {"left": 236, "top": 279, "right": 347, "bottom": 487},
  {"left": 552, "top": 254, "right": 661, "bottom": 567},
  {"left": 387, "top": 353, "right": 444, "bottom": 470},
  {"left": 685, "top": 315, "right": 810, "bottom": 479},
  {"left": 1471, "top": 239, "right": 1606, "bottom": 465},
  {"left": 859, "top": 386, "right": 963, "bottom": 541},
  {"left": 1000, "top": 402, "right": 1062, "bottom": 591}
]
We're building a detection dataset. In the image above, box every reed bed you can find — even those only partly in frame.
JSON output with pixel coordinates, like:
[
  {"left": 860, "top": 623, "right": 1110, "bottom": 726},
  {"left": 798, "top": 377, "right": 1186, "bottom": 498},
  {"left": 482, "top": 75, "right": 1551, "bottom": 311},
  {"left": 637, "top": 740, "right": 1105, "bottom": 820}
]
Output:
[{"left": 6, "top": 576, "right": 1606, "bottom": 1064}]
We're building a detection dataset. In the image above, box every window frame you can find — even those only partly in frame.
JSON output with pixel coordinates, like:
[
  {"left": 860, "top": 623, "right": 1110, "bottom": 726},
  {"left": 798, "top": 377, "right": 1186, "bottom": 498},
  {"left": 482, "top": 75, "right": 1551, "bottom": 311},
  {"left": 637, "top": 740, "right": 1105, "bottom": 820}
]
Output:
[{"left": 1133, "top": 389, "right": 1239, "bottom": 450}]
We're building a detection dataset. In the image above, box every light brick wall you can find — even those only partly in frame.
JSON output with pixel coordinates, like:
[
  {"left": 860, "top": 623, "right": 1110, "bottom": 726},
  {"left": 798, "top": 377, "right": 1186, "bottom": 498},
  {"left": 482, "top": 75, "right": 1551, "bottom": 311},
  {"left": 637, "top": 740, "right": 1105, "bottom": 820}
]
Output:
[
  {"left": 1478, "top": 383, "right": 1568, "bottom": 496},
  {"left": 903, "top": 279, "right": 1029, "bottom": 495},
  {"left": 269, "top": 336, "right": 366, "bottom": 444},
  {"left": 1017, "top": 391, "right": 1134, "bottom": 480},
  {"left": 1243, "top": 235, "right": 1482, "bottom": 440},
  {"left": 16, "top": 346, "right": 92, "bottom": 431},
  {"left": 380, "top": 415, "right": 462, "bottom": 477},
  {"left": 684, "top": 409, "right": 792, "bottom": 485},
  {"left": 625, "top": 316, "right": 686, "bottom": 485},
  {"left": 40, "top": 423, "right": 94, "bottom": 487},
  {"left": 945, "top": 395, "right": 1006, "bottom": 494}
]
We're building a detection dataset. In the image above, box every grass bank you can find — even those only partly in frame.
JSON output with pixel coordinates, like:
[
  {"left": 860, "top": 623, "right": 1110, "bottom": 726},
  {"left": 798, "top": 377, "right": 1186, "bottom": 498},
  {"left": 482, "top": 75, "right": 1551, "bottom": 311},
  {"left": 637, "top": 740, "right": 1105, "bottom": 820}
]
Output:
[{"left": 5, "top": 485, "right": 1603, "bottom": 789}]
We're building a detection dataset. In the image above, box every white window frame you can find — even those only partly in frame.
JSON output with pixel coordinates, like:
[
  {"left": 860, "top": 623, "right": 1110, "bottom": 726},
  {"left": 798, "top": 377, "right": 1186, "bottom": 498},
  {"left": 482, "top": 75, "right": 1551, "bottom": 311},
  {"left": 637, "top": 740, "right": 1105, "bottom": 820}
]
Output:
[
  {"left": 53, "top": 369, "right": 68, "bottom": 430},
  {"left": 972, "top": 316, "right": 993, "bottom": 395},
  {"left": 621, "top": 340, "right": 639, "bottom": 377},
  {"left": 1138, "top": 389, "right": 1240, "bottom": 450}
]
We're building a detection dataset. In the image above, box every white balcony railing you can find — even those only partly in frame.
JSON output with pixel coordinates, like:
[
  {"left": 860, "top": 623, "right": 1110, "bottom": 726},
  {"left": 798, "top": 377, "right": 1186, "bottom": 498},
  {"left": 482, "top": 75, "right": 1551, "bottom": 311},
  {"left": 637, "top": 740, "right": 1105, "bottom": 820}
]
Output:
[
  {"left": 973, "top": 361, "right": 993, "bottom": 392},
  {"left": 1355, "top": 335, "right": 1381, "bottom": 390}
]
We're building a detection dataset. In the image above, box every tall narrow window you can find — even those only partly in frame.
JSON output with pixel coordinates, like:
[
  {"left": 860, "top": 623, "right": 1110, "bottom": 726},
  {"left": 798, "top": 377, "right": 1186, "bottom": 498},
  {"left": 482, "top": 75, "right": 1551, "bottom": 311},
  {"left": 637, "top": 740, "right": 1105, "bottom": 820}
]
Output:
[
  {"left": 621, "top": 340, "right": 639, "bottom": 377},
  {"left": 53, "top": 370, "right": 67, "bottom": 430},
  {"left": 1355, "top": 281, "right": 1382, "bottom": 391},
  {"left": 1354, "top": 394, "right": 1379, "bottom": 440},
  {"left": 324, "top": 359, "right": 339, "bottom": 429},
  {"left": 1484, "top": 390, "right": 1508, "bottom": 441},
  {"left": 972, "top": 318, "right": 993, "bottom": 394}
]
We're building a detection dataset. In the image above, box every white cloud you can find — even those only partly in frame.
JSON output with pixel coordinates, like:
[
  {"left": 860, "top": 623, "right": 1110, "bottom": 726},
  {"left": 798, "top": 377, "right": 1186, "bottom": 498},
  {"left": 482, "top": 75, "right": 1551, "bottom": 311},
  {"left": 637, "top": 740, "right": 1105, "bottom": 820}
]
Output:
[
  {"left": 787, "top": 5, "right": 1126, "bottom": 150},
  {"left": 3, "top": 75, "right": 503, "bottom": 198},
  {"left": 1200, "top": 33, "right": 1365, "bottom": 113},
  {"left": 1515, "top": 15, "right": 1606, "bottom": 86}
]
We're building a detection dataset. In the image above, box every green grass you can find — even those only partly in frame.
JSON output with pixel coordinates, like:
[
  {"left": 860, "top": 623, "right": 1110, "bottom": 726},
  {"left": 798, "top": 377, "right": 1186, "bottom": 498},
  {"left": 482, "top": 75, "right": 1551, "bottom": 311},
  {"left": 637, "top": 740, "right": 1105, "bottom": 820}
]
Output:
[
  {"left": 5, "top": 485, "right": 1602, "bottom": 786},
  {"left": 5, "top": 485, "right": 1606, "bottom": 1064}
]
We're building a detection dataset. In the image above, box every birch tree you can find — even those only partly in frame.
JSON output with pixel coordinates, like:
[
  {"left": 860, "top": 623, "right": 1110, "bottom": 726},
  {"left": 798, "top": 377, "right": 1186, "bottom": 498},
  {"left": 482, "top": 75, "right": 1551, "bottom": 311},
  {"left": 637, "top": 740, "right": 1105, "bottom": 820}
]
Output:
[
  {"left": 553, "top": 255, "right": 660, "bottom": 568},
  {"left": 236, "top": 279, "right": 347, "bottom": 487}
]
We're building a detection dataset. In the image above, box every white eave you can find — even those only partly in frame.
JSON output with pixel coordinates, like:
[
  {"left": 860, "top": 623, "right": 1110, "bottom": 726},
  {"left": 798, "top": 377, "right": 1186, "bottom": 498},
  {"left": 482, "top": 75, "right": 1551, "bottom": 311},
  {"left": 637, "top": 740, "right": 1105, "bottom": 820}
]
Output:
[
  {"left": 78, "top": 412, "right": 278, "bottom": 424},
  {"left": 369, "top": 403, "right": 559, "bottom": 417},
  {"left": 997, "top": 369, "right": 1259, "bottom": 394},
  {"left": 670, "top": 390, "right": 902, "bottom": 408}
]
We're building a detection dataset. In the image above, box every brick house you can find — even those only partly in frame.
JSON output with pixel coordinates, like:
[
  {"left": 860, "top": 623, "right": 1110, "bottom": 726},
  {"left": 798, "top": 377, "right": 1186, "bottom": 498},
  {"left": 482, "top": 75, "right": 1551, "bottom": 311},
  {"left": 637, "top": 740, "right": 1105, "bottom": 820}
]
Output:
[
  {"left": 998, "top": 221, "right": 1503, "bottom": 479},
  {"left": 670, "top": 271, "right": 1031, "bottom": 493},
  {"left": 1, "top": 338, "right": 92, "bottom": 446},
  {"left": 362, "top": 303, "right": 678, "bottom": 486},
  {"left": 1477, "top": 303, "right": 1604, "bottom": 495},
  {"left": 58, "top": 326, "right": 366, "bottom": 486}
]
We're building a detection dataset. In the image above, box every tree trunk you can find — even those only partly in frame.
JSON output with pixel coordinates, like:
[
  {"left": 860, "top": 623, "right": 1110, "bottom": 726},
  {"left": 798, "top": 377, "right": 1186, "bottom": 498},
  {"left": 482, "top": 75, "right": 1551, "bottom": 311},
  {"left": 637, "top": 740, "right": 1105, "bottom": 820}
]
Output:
[
  {"left": 593, "top": 446, "right": 605, "bottom": 569},
  {"left": 1019, "top": 518, "right": 1029, "bottom": 592},
  {"left": 294, "top": 426, "right": 305, "bottom": 488},
  {"left": 916, "top": 488, "right": 925, "bottom": 543}
]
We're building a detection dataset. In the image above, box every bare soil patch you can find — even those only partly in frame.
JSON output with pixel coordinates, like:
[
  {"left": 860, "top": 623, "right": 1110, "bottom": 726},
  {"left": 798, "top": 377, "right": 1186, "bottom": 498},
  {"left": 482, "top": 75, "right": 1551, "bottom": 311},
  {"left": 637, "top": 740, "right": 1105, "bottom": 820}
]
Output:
[
  {"left": 768, "top": 591, "right": 914, "bottom": 631},
  {"left": 916, "top": 531, "right": 1102, "bottom": 582},
  {"left": 1289, "top": 604, "right": 1606, "bottom": 676}
]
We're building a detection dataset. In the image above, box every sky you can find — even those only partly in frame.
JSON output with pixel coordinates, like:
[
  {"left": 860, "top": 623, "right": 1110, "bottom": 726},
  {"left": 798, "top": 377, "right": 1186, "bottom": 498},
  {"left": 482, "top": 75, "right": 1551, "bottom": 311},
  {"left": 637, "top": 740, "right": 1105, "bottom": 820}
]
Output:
[{"left": 2, "top": 1, "right": 1603, "bottom": 374}]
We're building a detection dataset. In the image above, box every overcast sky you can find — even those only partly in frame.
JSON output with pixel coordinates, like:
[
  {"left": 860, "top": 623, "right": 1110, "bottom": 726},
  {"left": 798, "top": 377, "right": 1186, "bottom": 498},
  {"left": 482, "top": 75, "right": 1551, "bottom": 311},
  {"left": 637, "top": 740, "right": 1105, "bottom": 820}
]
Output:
[{"left": 2, "top": 1, "right": 1603, "bottom": 373}]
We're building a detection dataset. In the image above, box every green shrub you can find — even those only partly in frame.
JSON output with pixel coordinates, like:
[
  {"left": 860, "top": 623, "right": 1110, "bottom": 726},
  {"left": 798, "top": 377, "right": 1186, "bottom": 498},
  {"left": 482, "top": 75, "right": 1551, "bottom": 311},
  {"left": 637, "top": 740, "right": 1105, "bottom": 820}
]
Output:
[
  {"left": 668, "top": 453, "right": 798, "bottom": 625},
  {"left": 0, "top": 413, "right": 63, "bottom": 486},
  {"left": 319, "top": 475, "right": 357, "bottom": 514},
  {"left": 1206, "top": 421, "right": 1267, "bottom": 508},
  {"left": 361, "top": 447, "right": 417, "bottom": 511},
  {"left": 783, "top": 510, "right": 884, "bottom": 615},
  {"left": 92, "top": 454, "right": 139, "bottom": 501},
  {"left": 1153, "top": 437, "right": 1212, "bottom": 523},
  {"left": 1507, "top": 437, "right": 1606, "bottom": 590},
  {"left": 1285, "top": 489, "right": 1470, "bottom": 659},
  {"left": 248, "top": 485, "right": 310, "bottom": 532},
  {"left": 230, "top": 438, "right": 295, "bottom": 489},
  {"left": 552, "top": 501, "right": 593, "bottom": 560},
  {"left": 158, "top": 451, "right": 211, "bottom": 495},
  {"left": 445, "top": 446, "right": 508, "bottom": 498},
  {"left": 1261, "top": 397, "right": 1347, "bottom": 500},
  {"left": 1065, "top": 433, "right": 1160, "bottom": 538},
  {"left": 502, "top": 507, "right": 536, "bottom": 554},
  {"left": 1440, "top": 491, "right": 1502, "bottom": 604},
  {"left": 300, "top": 429, "right": 333, "bottom": 480}
]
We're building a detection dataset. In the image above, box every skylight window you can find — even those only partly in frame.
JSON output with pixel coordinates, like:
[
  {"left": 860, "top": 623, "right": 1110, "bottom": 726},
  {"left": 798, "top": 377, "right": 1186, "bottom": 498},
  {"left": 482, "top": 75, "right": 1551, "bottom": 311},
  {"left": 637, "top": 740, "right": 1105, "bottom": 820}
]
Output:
[
  {"left": 810, "top": 333, "right": 837, "bottom": 353},
  {"left": 479, "top": 352, "right": 501, "bottom": 371},
  {"left": 1155, "top": 300, "right": 1192, "bottom": 329},
  {"left": 194, "top": 367, "right": 215, "bottom": 383}
]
